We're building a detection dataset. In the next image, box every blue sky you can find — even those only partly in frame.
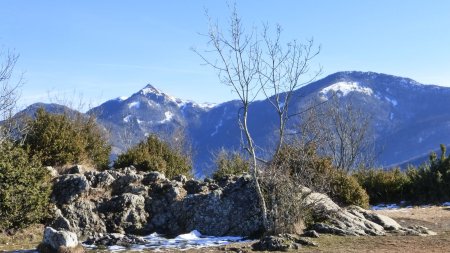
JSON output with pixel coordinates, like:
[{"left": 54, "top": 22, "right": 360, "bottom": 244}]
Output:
[{"left": 1, "top": 0, "right": 449, "bottom": 109}]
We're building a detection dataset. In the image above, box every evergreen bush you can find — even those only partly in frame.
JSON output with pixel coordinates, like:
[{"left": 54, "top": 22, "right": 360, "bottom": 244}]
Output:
[
  {"left": 114, "top": 134, "right": 192, "bottom": 178},
  {"left": 24, "top": 108, "right": 111, "bottom": 169},
  {"left": 353, "top": 168, "right": 411, "bottom": 204},
  {"left": 0, "top": 141, "right": 51, "bottom": 231},
  {"left": 212, "top": 149, "right": 250, "bottom": 180}
]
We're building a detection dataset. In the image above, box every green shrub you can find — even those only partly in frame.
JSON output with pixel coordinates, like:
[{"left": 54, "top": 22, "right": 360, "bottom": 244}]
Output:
[
  {"left": 24, "top": 108, "right": 111, "bottom": 169},
  {"left": 353, "top": 168, "right": 411, "bottom": 204},
  {"left": 331, "top": 171, "right": 369, "bottom": 208},
  {"left": 114, "top": 134, "right": 192, "bottom": 178},
  {"left": 212, "top": 149, "right": 250, "bottom": 180},
  {"left": 354, "top": 144, "right": 450, "bottom": 205},
  {"left": 0, "top": 141, "right": 51, "bottom": 231}
]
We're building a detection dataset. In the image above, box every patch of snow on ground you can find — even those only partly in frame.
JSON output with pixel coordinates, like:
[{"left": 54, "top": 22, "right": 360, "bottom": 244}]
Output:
[
  {"left": 159, "top": 111, "right": 174, "bottom": 123},
  {"left": 385, "top": 96, "right": 398, "bottom": 106},
  {"left": 320, "top": 82, "right": 373, "bottom": 97},
  {"left": 85, "top": 230, "right": 248, "bottom": 251},
  {"left": 123, "top": 115, "right": 132, "bottom": 123},
  {"left": 128, "top": 101, "right": 140, "bottom": 109},
  {"left": 371, "top": 203, "right": 402, "bottom": 210},
  {"left": 443, "top": 202, "right": 450, "bottom": 206}
]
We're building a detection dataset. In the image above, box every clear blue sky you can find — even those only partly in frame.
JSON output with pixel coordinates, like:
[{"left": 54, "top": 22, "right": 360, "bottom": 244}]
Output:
[{"left": 1, "top": 0, "right": 449, "bottom": 109}]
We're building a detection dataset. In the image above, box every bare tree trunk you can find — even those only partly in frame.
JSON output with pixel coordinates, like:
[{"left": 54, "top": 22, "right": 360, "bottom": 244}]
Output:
[{"left": 242, "top": 107, "right": 269, "bottom": 230}]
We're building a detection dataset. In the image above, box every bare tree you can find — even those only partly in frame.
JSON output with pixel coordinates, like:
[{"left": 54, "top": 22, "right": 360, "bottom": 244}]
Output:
[
  {"left": 257, "top": 25, "right": 321, "bottom": 155},
  {"left": 194, "top": 5, "right": 268, "bottom": 229},
  {"left": 302, "top": 94, "right": 375, "bottom": 172},
  {"left": 195, "top": 4, "right": 321, "bottom": 232},
  {"left": 0, "top": 50, "right": 22, "bottom": 143}
]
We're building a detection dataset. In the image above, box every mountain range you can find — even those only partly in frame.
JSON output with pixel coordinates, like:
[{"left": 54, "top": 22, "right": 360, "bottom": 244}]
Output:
[{"left": 21, "top": 71, "right": 450, "bottom": 176}]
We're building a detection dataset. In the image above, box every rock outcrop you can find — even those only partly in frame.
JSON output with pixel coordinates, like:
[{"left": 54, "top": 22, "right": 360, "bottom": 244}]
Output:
[
  {"left": 47, "top": 166, "right": 434, "bottom": 244},
  {"left": 304, "top": 190, "right": 436, "bottom": 236},
  {"left": 49, "top": 166, "right": 264, "bottom": 240}
]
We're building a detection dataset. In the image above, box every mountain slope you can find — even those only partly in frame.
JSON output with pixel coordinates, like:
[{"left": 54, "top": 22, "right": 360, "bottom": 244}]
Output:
[{"left": 20, "top": 71, "right": 450, "bottom": 176}]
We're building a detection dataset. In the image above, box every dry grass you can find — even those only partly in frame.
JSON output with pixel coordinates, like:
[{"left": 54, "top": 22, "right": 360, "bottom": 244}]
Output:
[{"left": 0, "top": 224, "right": 44, "bottom": 251}]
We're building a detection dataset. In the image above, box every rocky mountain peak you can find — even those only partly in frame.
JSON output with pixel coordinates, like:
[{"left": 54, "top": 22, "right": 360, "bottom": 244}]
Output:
[{"left": 140, "top": 84, "right": 163, "bottom": 96}]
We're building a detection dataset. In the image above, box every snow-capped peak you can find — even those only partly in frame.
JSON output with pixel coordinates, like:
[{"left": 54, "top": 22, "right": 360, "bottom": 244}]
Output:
[
  {"left": 137, "top": 84, "right": 216, "bottom": 110},
  {"left": 140, "top": 84, "right": 162, "bottom": 96}
]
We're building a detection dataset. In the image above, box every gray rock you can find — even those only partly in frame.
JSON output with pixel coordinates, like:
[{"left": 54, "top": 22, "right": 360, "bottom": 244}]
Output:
[
  {"left": 52, "top": 174, "right": 90, "bottom": 204},
  {"left": 59, "top": 200, "right": 107, "bottom": 240},
  {"left": 66, "top": 165, "right": 85, "bottom": 174},
  {"left": 42, "top": 227, "right": 78, "bottom": 250},
  {"left": 303, "top": 230, "right": 320, "bottom": 238},
  {"left": 142, "top": 171, "right": 166, "bottom": 184},
  {"left": 99, "top": 193, "right": 148, "bottom": 234},
  {"left": 252, "top": 234, "right": 317, "bottom": 251}
]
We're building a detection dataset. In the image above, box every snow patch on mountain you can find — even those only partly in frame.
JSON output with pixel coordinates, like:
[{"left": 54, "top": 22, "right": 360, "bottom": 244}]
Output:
[
  {"left": 117, "top": 96, "right": 129, "bottom": 101},
  {"left": 159, "top": 111, "right": 174, "bottom": 123},
  {"left": 320, "top": 81, "right": 373, "bottom": 97},
  {"left": 197, "top": 102, "right": 217, "bottom": 109},
  {"left": 211, "top": 119, "right": 223, "bottom": 137},
  {"left": 123, "top": 115, "right": 132, "bottom": 123},
  {"left": 128, "top": 101, "right": 140, "bottom": 109},
  {"left": 385, "top": 97, "right": 398, "bottom": 106}
]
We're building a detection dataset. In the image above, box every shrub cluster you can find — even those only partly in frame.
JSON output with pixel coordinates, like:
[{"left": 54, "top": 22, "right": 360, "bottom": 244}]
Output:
[
  {"left": 24, "top": 108, "right": 111, "bottom": 169},
  {"left": 354, "top": 144, "right": 450, "bottom": 204},
  {"left": 353, "top": 168, "right": 410, "bottom": 204},
  {"left": 114, "top": 134, "right": 192, "bottom": 178},
  {"left": 0, "top": 141, "right": 51, "bottom": 231},
  {"left": 270, "top": 145, "right": 369, "bottom": 208},
  {"left": 212, "top": 149, "right": 250, "bottom": 180}
]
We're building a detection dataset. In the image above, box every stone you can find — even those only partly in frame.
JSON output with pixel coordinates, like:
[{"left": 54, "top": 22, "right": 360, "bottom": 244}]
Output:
[
  {"left": 52, "top": 174, "right": 90, "bottom": 204},
  {"left": 303, "top": 230, "right": 320, "bottom": 238},
  {"left": 142, "top": 171, "right": 165, "bottom": 184},
  {"left": 66, "top": 165, "right": 85, "bottom": 175},
  {"left": 252, "top": 234, "right": 317, "bottom": 251},
  {"left": 99, "top": 193, "right": 148, "bottom": 234},
  {"left": 42, "top": 227, "right": 79, "bottom": 250}
]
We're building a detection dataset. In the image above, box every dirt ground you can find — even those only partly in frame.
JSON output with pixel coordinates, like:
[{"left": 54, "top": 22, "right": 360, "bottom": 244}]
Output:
[{"left": 1, "top": 206, "right": 450, "bottom": 252}]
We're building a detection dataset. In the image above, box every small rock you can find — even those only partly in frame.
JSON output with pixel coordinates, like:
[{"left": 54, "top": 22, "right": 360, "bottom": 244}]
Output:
[
  {"left": 66, "top": 165, "right": 85, "bottom": 175},
  {"left": 173, "top": 175, "right": 187, "bottom": 183},
  {"left": 41, "top": 227, "right": 79, "bottom": 251},
  {"left": 303, "top": 230, "right": 320, "bottom": 238},
  {"left": 142, "top": 171, "right": 166, "bottom": 184}
]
